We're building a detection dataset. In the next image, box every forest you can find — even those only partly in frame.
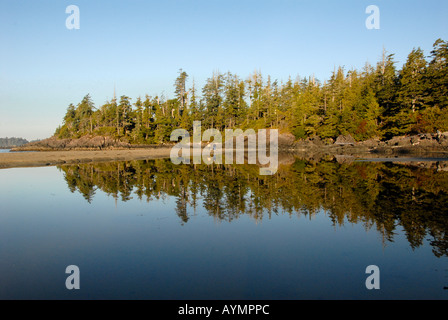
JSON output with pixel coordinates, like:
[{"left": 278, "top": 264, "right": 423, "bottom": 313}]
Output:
[
  {"left": 58, "top": 157, "right": 448, "bottom": 258},
  {"left": 55, "top": 39, "right": 448, "bottom": 144},
  {"left": 0, "top": 137, "right": 29, "bottom": 148}
]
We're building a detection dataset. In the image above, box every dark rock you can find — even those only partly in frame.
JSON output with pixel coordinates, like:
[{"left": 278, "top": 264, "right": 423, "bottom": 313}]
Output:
[
  {"left": 357, "top": 138, "right": 382, "bottom": 148},
  {"left": 438, "top": 132, "right": 448, "bottom": 146},
  {"left": 387, "top": 136, "right": 411, "bottom": 147},
  {"left": 302, "top": 136, "right": 323, "bottom": 146},
  {"left": 335, "top": 135, "right": 355, "bottom": 145},
  {"left": 277, "top": 133, "right": 296, "bottom": 148}
]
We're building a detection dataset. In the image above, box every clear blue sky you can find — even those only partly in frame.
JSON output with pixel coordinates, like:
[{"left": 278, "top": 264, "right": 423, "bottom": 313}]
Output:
[{"left": 1, "top": 0, "right": 447, "bottom": 140}]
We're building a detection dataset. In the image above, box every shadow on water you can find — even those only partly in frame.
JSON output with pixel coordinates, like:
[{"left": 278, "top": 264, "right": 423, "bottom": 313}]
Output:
[{"left": 57, "top": 155, "right": 448, "bottom": 259}]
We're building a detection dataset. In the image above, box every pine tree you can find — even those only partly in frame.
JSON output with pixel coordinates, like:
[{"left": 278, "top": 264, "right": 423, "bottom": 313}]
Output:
[
  {"left": 426, "top": 39, "right": 448, "bottom": 109},
  {"left": 189, "top": 79, "right": 202, "bottom": 122},
  {"left": 76, "top": 94, "right": 94, "bottom": 136},
  {"left": 174, "top": 69, "right": 188, "bottom": 112},
  {"left": 118, "top": 95, "right": 133, "bottom": 138},
  {"left": 374, "top": 51, "right": 401, "bottom": 138},
  {"left": 133, "top": 97, "right": 144, "bottom": 143},
  {"left": 223, "top": 72, "right": 244, "bottom": 129},
  {"left": 398, "top": 48, "right": 428, "bottom": 114},
  {"left": 293, "top": 77, "right": 322, "bottom": 138},
  {"left": 62, "top": 103, "right": 77, "bottom": 137},
  {"left": 202, "top": 71, "right": 224, "bottom": 129},
  {"left": 319, "top": 66, "right": 345, "bottom": 139}
]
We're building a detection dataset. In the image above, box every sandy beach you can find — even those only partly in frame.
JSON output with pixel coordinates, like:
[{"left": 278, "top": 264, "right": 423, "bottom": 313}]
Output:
[{"left": 0, "top": 148, "right": 173, "bottom": 169}]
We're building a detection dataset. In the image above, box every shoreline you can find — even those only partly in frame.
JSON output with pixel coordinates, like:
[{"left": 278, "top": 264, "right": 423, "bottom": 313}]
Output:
[
  {"left": 2, "top": 131, "right": 448, "bottom": 169},
  {"left": 0, "top": 148, "right": 173, "bottom": 169},
  {"left": 1, "top": 145, "right": 448, "bottom": 169}
]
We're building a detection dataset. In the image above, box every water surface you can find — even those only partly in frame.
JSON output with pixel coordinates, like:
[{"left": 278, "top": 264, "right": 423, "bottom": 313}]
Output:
[{"left": 0, "top": 157, "right": 447, "bottom": 299}]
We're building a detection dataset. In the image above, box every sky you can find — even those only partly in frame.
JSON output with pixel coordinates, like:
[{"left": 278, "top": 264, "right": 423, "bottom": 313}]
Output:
[{"left": 0, "top": 0, "right": 447, "bottom": 141}]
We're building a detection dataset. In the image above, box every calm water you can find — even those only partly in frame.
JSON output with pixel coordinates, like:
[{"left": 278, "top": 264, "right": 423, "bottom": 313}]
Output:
[
  {"left": 0, "top": 149, "right": 35, "bottom": 153},
  {"left": 0, "top": 156, "right": 447, "bottom": 300}
]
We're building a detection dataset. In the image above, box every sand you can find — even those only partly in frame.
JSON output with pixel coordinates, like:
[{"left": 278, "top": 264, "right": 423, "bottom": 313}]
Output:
[{"left": 0, "top": 148, "right": 173, "bottom": 169}]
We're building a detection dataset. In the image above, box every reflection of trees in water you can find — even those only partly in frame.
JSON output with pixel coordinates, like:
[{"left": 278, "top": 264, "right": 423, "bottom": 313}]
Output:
[{"left": 57, "top": 158, "right": 448, "bottom": 257}]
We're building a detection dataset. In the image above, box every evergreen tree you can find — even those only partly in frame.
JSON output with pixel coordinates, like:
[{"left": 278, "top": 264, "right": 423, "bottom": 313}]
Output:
[
  {"left": 76, "top": 94, "right": 95, "bottom": 135},
  {"left": 223, "top": 72, "right": 245, "bottom": 129},
  {"left": 118, "top": 95, "right": 133, "bottom": 138},
  {"left": 133, "top": 97, "right": 144, "bottom": 143},
  {"left": 202, "top": 71, "right": 224, "bottom": 129},
  {"left": 427, "top": 39, "right": 448, "bottom": 109},
  {"left": 374, "top": 51, "right": 401, "bottom": 138},
  {"left": 189, "top": 79, "right": 202, "bottom": 122},
  {"left": 398, "top": 48, "right": 428, "bottom": 114},
  {"left": 174, "top": 69, "right": 188, "bottom": 111}
]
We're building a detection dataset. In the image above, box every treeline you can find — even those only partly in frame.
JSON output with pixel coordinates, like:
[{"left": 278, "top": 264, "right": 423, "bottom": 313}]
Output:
[
  {"left": 58, "top": 158, "right": 448, "bottom": 258},
  {"left": 55, "top": 39, "right": 448, "bottom": 143},
  {"left": 0, "top": 137, "right": 29, "bottom": 148}
]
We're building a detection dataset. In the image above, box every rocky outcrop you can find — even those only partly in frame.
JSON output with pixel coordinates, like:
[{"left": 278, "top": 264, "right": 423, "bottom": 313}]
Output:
[
  {"left": 12, "top": 135, "right": 132, "bottom": 151},
  {"left": 225, "top": 131, "right": 298, "bottom": 151},
  {"left": 12, "top": 132, "right": 448, "bottom": 156},
  {"left": 292, "top": 132, "right": 448, "bottom": 159},
  {"left": 383, "top": 132, "right": 448, "bottom": 148},
  {"left": 335, "top": 134, "right": 355, "bottom": 145},
  {"left": 277, "top": 132, "right": 296, "bottom": 149},
  {"left": 370, "top": 132, "right": 448, "bottom": 155},
  {"left": 357, "top": 138, "right": 384, "bottom": 148}
]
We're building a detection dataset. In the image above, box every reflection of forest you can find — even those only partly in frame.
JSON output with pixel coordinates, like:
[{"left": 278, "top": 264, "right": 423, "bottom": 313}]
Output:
[{"left": 57, "top": 158, "right": 448, "bottom": 258}]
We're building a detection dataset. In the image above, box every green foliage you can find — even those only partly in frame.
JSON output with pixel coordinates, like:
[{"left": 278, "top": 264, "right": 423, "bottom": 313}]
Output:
[
  {"left": 55, "top": 39, "right": 448, "bottom": 143},
  {"left": 426, "top": 39, "right": 448, "bottom": 109}
]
